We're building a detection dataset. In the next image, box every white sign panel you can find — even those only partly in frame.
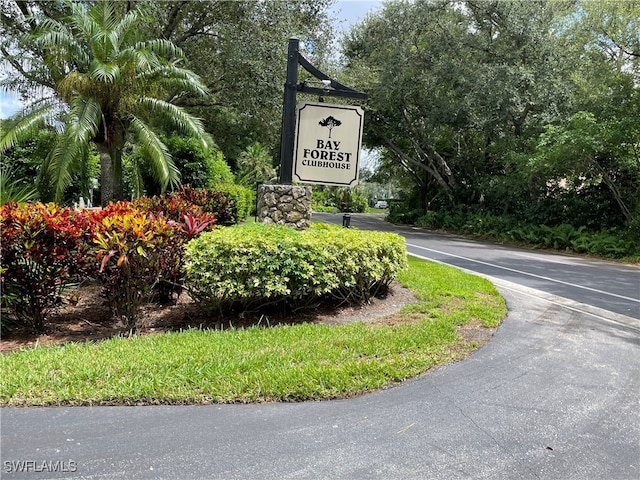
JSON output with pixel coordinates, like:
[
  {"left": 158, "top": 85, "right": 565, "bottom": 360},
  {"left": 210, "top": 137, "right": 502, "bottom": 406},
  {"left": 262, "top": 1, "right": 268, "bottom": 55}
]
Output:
[{"left": 293, "top": 102, "right": 364, "bottom": 187}]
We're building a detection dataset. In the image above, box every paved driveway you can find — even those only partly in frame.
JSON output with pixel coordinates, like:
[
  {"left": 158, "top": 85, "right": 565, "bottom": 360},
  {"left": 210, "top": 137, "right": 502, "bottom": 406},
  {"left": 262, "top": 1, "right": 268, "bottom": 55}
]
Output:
[{"left": 2, "top": 219, "right": 639, "bottom": 479}]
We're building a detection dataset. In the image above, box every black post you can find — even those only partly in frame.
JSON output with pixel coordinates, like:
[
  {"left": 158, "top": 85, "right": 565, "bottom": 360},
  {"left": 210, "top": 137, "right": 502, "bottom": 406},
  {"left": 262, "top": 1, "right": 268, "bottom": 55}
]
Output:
[{"left": 279, "top": 37, "right": 299, "bottom": 184}]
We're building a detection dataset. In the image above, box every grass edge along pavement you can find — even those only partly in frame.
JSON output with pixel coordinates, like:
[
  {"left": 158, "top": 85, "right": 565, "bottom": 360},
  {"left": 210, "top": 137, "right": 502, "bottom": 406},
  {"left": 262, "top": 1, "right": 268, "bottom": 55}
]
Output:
[{"left": 0, "top": 256, "right": 506, "bottom": 406}]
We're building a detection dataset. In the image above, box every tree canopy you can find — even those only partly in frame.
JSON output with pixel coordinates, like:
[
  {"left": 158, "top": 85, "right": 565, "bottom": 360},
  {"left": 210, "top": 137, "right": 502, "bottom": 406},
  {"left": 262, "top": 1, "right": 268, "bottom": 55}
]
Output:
[
  {"left": 343, "top": 0, "right": 639, "bottom": 230},
  {"left": 0, "top": 0, "right": 336, "bottom": 203},
  {"left": 1, "top": 0, "right": 212, "bottom": 205}
]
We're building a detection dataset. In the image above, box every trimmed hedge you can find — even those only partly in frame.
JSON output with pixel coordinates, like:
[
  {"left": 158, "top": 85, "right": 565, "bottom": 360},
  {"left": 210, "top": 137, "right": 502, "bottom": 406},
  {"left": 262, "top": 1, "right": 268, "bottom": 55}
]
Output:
[{"left": 184, "top": 222, "right": 407, "bottom": 312}]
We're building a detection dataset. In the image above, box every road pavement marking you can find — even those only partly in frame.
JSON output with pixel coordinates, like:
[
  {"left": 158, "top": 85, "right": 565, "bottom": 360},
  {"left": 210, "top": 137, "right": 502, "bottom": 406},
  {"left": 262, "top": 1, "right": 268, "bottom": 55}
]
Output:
[
  {"left": 406, "top": 243, "right": 640, "bottom": 305},
  {"left": 408, "top": 252, "right": 640, "bottom": 330}
]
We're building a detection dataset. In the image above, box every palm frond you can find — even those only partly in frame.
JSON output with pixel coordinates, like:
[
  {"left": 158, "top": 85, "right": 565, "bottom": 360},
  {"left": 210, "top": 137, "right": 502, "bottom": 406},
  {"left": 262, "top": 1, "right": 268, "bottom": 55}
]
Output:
[
  {"left": 67, "top": 0, "right": 97, "bottom": 38},
  {"left": 0, "top": 170, "right": 38, "bottom": 206},
  {"left": 138, "top": 39, "right": 185, "bottom": 60},
  {"left": 111, "top": 9, "right": 141, "bottom": 51},
  {"left": 129, "top": 116, "right": 180, "bottom": 191},
  {"left": 136, "top": 97, "right": 207, "bottom": 147},
  {"left": 89, "top": 60, "right": 121, "bottom": 83},
  {"left": 47, "top": 135, "right": 83, "bottom": 202},
  {"left": 46, "top": 97, "right": 101, "bottom": 201},
  {"left": 145, "top": 65, "right": 210, "bottom": 98},
  {"left": 66, "top": 96, "right": 101, "bottom": 145},
  {"left": 88, "top": 0, "right": 117, "bottom": 34},
  {"left": 126, "top": 154, "right": 146, "bottom": 199},
  {"left": 118, "top": 47, "right": 156, "bottom": 72},
  {"left": 35, "top": 29, "right": 76, "bottom": 50},
  {"left": 35, "top": 10, "right": 90, "bottom": 68},
  {"left": 0, "top": 103, "right": 55, "bottom": 152}
]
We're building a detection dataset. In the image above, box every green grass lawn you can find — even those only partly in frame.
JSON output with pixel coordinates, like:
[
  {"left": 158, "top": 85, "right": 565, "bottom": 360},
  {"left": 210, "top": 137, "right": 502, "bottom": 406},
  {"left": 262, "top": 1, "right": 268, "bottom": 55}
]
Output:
[{"left": 0, "top": 256, "right": 506, "bottom": 406}]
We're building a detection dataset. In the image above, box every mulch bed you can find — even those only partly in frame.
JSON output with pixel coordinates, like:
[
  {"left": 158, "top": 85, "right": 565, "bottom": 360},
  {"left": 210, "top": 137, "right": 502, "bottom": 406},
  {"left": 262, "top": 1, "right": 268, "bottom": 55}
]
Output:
[{"left": 1, "top": 282, "right": 424, "bottom": 353}]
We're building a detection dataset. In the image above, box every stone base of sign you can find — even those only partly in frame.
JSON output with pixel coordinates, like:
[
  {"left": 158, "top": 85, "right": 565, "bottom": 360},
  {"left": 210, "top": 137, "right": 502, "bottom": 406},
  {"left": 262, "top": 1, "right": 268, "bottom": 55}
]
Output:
[{"left": 257, "top": 184, "right": 312, "bottom": 229}]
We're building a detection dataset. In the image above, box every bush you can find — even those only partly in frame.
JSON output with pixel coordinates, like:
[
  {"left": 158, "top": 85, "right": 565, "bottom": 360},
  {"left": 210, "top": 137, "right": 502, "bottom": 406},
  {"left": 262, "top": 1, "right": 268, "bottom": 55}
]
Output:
[
  {"left": 206, "top": 153, "right": 235, "bottom": 186},
  {"left": 131, "top": 192, "right": 218, "bottom": 303},
  {"left": 183, "top": 223, "right": 407, "bottom": 313},
  {"left": 396, "top": 208, "right": 639, "bottom": 259},
  {"left": 0, "top": 202, "right": 93, "bottom": 333},
  {"left": 312, "top": 205, "right": 337, "bottom": 213},
  {"left": 161, "top": 184, "right": 252, "bottom": 226},
  {"left": 213, "top": 183, "right": 255, "bottom": 222},
  {"left": 312, "top": 187, "right": 368, "bottom": 213},
  {"left": 0, "top": 194, "right": 221, "bottom": 333},
  {"left": 339, "top": 190, "right": 368, "bottom": 213},
  {"left": 91, "top": 202, "right": 187, "bottom": 328},
  {"left": 124, "top": 136, "right": 234, "bottom": 198},
  {"left": 163, "top": 135, "right": 234, "bottom": 189}
]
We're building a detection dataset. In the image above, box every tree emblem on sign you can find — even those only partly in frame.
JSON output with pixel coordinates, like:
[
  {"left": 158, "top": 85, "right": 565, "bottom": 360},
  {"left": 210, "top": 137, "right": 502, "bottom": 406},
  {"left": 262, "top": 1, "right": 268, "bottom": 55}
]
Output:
[{"left": 319, "top": 116, "right": 342, "bottom": 138}]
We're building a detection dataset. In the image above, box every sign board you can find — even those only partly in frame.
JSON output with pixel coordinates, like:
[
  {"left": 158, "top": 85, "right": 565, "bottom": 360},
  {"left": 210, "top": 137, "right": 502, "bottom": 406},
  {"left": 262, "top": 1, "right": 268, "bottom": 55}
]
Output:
[{"left": 293, "top": 102, "right": 364, "bottom": 187}]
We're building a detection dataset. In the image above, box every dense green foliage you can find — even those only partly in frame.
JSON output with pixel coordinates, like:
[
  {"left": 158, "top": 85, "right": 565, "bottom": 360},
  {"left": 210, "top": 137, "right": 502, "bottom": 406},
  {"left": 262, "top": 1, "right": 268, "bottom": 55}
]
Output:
[
  {"left": 388, "top": 207, "right": 639, "bottom": 260},
  {"left": 0, "top": 1, "right": 212, "bottom": 206},
  {"left": 0, "top": 256, "right": 506, "bottom": 406},
  {"left": 235, "top": 143, "right": 277, "bottom": 187},
  {"left": 2, "top": 0, "right": 637, "bottom": 252},
  {"left": 312, "top": 187, "right": 369, "bottom": 213},
  {"left": 184, "top": 223, "right": 407, "bottom": 312},
  {"left": 125, "top": 135, "right": 234, "bottom": 199},
  {"left": 212, "top": 183, "right": 255, "bottom": 223},
  {"left": 0, "top": 0, "right": 336, "bottom": 196},
  {"left": 345, "top": 0, "right": 639, "bottom": 237},
  {"left": 0, "top": 170, "right": 38, "bottom": 206}
]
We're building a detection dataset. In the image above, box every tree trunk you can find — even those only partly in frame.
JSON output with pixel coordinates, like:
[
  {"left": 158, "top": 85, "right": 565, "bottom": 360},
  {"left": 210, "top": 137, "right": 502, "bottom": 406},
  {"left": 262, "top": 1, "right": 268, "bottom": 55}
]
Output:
[
  {"left": 111, "top": 145, "right": 124, "bottom": 202},
  {"left": 98, "top": 133, "right": 125, "bottom": 206},
  {"left": 98, "top": 145, "right": 114, "bottom": 207}
]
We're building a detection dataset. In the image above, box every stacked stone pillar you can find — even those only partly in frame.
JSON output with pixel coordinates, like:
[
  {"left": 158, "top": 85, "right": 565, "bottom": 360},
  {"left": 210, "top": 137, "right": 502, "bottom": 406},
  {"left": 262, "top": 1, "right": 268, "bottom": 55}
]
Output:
[{"left": 256, "top": 184, "right": 312, "bottom": 230}]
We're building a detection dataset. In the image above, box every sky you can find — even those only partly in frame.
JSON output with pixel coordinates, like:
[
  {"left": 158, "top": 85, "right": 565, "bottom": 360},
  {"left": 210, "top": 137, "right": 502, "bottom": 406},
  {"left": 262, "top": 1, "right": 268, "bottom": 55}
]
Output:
[
  {"left": 330, "top": 0, "right": 382, "bottom": 34},
  {"left": 0, "top": 90, "right": 22, "bottom": 119},
  {"left": 0, "top": 0, "right": 383, "bottom": 119}
]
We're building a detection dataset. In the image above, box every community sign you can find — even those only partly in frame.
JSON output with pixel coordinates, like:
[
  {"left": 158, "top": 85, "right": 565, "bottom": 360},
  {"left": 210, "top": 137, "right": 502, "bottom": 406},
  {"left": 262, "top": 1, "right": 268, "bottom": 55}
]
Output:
[{"left": 293, "top": 102, "right": 364, "bottom": 187}]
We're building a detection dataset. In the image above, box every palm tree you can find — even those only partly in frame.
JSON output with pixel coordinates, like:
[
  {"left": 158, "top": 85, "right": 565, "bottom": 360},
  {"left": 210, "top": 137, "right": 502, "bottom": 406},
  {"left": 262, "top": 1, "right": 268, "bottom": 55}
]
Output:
[
  {"left": 237, "top": 142, "right": 277, "bottom": 187},
  {"left": 0, "top": 0, "right": 210, "bottom": 206}
]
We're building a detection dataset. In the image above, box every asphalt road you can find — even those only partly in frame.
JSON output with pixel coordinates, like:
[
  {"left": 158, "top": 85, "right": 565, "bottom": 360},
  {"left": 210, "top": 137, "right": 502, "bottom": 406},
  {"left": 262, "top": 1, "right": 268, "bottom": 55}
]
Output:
[
  {"left": 315, "top": 213, "right": 640, "bottom": 320},
  {"left": 2, "top": 214, "right": 639, "bottom": 479}
]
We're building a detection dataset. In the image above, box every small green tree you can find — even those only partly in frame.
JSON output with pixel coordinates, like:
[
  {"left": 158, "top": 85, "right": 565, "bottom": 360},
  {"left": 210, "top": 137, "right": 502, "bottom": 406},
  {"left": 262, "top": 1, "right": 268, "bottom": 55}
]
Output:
[{"left": 236, "top": 142, "right": 276, "bottom": 187}]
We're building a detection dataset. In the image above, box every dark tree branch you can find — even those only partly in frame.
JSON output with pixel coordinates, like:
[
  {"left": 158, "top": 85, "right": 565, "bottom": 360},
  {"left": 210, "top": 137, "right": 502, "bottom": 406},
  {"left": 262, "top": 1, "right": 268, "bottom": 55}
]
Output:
[
  {"left": 162, "top": 1, "right": 188, "bottom": 40},
  {"left": 15, "top": 0, "right": 36, "bottom": 30}
]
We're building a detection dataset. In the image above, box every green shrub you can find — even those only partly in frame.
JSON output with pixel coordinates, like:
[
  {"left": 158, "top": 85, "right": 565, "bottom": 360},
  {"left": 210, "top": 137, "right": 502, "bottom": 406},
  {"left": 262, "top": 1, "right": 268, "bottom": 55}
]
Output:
[
  {"left": 125, "top": 136, "right": 234, "bottom": 198},
  {"left": 338, "top": 190, "right": 368, "bottom": 213},
  {"left": 312, "top": 205, "right": 337, "bottom": 213},
  {"left": 393, "top": 207, "right": 639, "bottom": 259},
  {"left": 212, "top": 183, "right": 255, "bottom": 222},
  {"left": 312, "top": 187, "right": 367, "bottom": 213},
  {"left": 184, "top": 223, "right": 407, "bottom": 313},
  {"left": 312, "top": 189, "right": 335, "bottom": 209}
]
